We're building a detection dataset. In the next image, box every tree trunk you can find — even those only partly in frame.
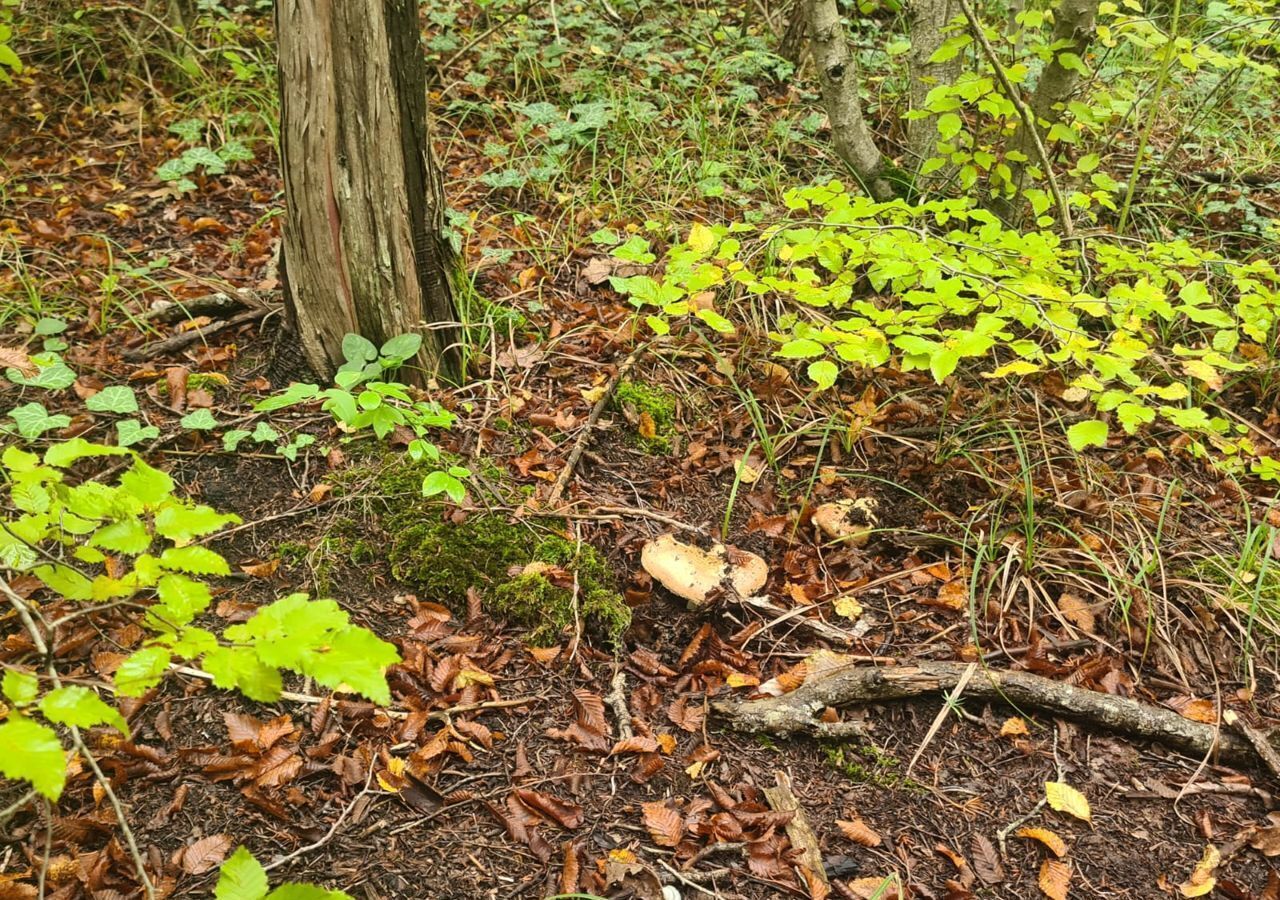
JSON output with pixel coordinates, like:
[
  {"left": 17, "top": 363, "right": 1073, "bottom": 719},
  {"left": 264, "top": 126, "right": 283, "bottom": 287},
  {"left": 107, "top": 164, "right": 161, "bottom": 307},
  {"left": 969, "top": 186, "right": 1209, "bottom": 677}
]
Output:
[
  {"left": 804, "top": 0, "right": 896, "bottom": 201},
  {"left": 1006, "top": 0, "right": 1100, "bottom": 199},
  {"left": 906, "top": 0, "right": 961, "bottom": 185},
  {"left": 275, "top": 0, "right": 458, "bottom": 384}
]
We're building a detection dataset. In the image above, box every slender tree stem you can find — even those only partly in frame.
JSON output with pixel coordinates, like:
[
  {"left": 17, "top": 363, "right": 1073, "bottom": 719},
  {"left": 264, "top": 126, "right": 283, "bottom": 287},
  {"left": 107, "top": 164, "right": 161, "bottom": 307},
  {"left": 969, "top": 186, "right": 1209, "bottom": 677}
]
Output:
[
  {"left": 1117, "top": 0, "right": 1183, "bottom": 232},
  {"left": 955, "top": 0, "right": 1074, "bottom": 236}
]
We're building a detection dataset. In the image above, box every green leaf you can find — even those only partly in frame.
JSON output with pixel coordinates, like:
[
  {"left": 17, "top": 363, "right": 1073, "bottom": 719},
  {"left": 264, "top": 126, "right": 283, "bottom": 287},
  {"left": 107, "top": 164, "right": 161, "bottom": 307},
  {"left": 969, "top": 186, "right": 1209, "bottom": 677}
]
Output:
[
  {"left": 936, "top": 112, "right": 963, "bottom": 141},
  {"left": 422, "top": 470, "right": 466, "bottom": 503},
  {"left": 116, "top": 419, "right": 160, "bottom": 448},
  {"left": 90, "top": 518, "right": 153, "bottom": 555},
  {"left": 120, "top": 458, "right": 175, "bottom": 505},
  {"left": 39, "top": 686, "right": 129, "bottom": 736},
  {"left": 252, "top": 421, "right": 280, "bottom": 443},
  {"left": 216, "top": 847, "right": 270, "bottom": 900},
  {"left": 115, "top": 646, "right": 172, "bottom": 696},
  {"left": 254, "top": 383, "right": 320, "bottom": 412},
  {"left": 776, "top": 338, "right": 824, "bottom": 359},
  {"left": 154, "top": 504, "right": 240, "bottom": 543},
  {"left": 202, "top": 645, "right": 283, "bottom": 702},
  {"left": 44, "top": 439, "right": 128, "bottom": 468},
  {"left": 613, "top": 235, "right": 655, "bottom": 264},
  {"left": 341, "top": 333, "right": 378, "bottom": 365},
  {"left": 1067, "top": 419, "right": 1109, "bottom": 451},
  {"left": 2, "top": 669, "right": 39, "bottom": 706},
  {"left": 159, "top": 545, "right": 231, "bottom": 576},
  {"left": 180, "top": 409, "right": 219, "bottom": 430},
  {"left": 930, "top": 349, "right": 960, "bottom": 383},
  {"left": 152, "top": 574, "right": 214, "bottom": 627},
  {"left": 379, "top": 333, "right": 422, "bottom": 361},
  {"left": 8, "top": 402, "right": 71, "bottom": 439},
  {"left": 85, "top": 386, "right": 139, "bottom": 415},
  {"left": 807, "top": 359, "right": 839, "bottom": 390},
  {"left": 307, "top": 627, "right": 400, "bottom": 706},
  {"left": 0, "top": 717, "right": 67, "bottom": 800}
]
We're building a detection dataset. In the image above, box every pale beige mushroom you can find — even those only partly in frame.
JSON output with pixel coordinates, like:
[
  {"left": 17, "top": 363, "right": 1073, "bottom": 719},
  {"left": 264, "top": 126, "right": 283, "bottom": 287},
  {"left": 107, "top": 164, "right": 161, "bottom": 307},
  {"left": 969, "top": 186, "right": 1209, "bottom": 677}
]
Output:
[
  {"left": 640, "top": 533, "right": 767, "bottom": 608},
  {"left": 812, "top": 497, "right": 879, "bottom": 547}
]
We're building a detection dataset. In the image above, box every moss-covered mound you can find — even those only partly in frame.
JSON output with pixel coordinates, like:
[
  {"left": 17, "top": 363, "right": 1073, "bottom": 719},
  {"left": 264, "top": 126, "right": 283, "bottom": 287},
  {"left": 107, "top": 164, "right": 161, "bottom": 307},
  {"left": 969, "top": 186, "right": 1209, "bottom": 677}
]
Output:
[
  {"left": 614, "top": 379, "right": 677, "bottom": 454},
  {"left": 370, "top": 458, "right": 630, "bottom": 646}
]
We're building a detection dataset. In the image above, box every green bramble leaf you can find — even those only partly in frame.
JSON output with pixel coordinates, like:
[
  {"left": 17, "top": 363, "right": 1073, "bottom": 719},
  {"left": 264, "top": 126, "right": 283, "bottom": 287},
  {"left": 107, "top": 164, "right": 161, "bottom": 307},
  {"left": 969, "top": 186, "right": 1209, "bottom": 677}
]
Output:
[{"left": 0, "top": 717, "right": 67, "bottom": 800}]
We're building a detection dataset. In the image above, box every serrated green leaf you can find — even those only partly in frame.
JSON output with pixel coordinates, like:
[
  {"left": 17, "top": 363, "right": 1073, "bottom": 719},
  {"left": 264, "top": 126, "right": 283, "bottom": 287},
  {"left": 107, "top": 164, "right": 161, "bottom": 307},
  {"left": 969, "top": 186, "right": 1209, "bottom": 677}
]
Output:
[
  {"left": 119, "top": 458, "right": 175, "bottom": 505},
  {"left": 2, "top": 669, "right": 39, "bottom": 706},
  {"left": 34, "top": 563, "right": 95, "bottom": 601},
  {"left": 307, "top": 627, "right": 399, "bottom": 706},
  {"left": 0, "top": 717, "right": 67, "bottom": 800},
  {"left": 202, "top": 645, "right": 282, "bottom": 702},
  {"left": 154, "top": 503, "right": 239, "bottom": 543},
  {"left": 159, "top": 545, "right": 231, "bottom": 576},
  {"left": 115, "top": 646, "right": 172, "bottom": 696},
  {"left": 776, "top": 338, "right": 824, "bottom": 359},
  {"left": 89, "top": 518, "right": 152, "bottom": 555},
  {"left": 153, "top": 574, "right": 214, "bottom": 626},
  {"left": 39, "top": 686, "right": 129, "bottom": 736},
  {"left": 44, "top": 439, "right": 129, "bottom": 468},
  {"left": 85, "top": 386, "right": 139, "bottom": 415},
  {"left": 216, "top": 847, "right": 270, "bottom": 900}
]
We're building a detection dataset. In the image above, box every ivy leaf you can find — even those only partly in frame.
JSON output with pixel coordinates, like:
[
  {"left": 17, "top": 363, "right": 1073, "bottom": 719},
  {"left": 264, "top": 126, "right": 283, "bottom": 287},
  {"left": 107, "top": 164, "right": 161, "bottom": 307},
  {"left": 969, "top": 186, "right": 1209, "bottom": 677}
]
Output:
[
  {"left": 116, "top": 418, "right": 160, "bottom": 448},
  {"left": 1066, "top": 420, "right": 1108, "bottom": 451},
  {"left": 39, "top": 686, "right": 130, "bottom": 736},
  {"left": 115, "top": 646, "right": 172, "bottom": 696},
  {"left": 181, "top": 409, "right": 220, "bottom": 430},
  {"left": 8, "top": 402, "right": 70, "bottom": 439},
  {"left": 215, "top": 847, "right": 269, "bottom": 900},
  {"left": 0, "top": 717, "right": 67, "bottom": 800},
  {"left": 85, "top": 385, "right": 139, "bottom": 414},
  {"left": 2, "top": 669, "right": 39, "bottom": 706}
]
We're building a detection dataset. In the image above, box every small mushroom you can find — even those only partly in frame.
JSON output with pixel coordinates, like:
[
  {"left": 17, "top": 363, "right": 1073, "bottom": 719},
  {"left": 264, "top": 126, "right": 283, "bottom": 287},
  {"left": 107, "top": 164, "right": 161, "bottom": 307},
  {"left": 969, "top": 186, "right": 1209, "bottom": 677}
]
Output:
[
  {"left": 640, "top": 533, "right": 768, "bottom": 608},
  {"left": 812, "top": 497, "right": 879, "bottom": 547}
]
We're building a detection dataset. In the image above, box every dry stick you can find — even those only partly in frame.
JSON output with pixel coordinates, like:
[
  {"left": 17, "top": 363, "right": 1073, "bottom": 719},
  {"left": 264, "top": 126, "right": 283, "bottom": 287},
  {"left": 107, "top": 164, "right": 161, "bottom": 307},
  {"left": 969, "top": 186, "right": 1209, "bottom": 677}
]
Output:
[
  {"left": 904, "top": 661, "right": 976, "bottom": 777},
  {"left": 121, "top": 306, "right": 271, "bottom": 362},
  {"left": 545, "top": 342, "right": 647, "bottom": 508},
  {"left": 264, "top": 768, "right": 376, "bottom": 873},
  {"left": 0, "top": 789, "right": 38, "bottom": 828},
  {"left": 0, "top": 578, "right": 156, "bottom": 900},
  {"left": 954, "top": 0, "right": 1074, "bottom": 237},
  {"left": 712, "top": 659, "right": 1276, "bottom": 773},
  {"left": 763, "top": 770, "right": 829, "bottom": 889},
  {"left": 606, "top": 668, "right": 635, "bottom": 741}
]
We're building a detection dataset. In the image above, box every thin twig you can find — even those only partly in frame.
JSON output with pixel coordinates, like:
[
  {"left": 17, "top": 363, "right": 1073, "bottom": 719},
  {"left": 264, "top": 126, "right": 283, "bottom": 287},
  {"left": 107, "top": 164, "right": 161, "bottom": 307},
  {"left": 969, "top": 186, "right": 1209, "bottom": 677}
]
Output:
[
  {"left": 546, "top": 342, "right": 648, "bottom": 507},
  {"left": 954, "top": 0, "right": 1074, "bottom": 237},
  {"left": 264, "top": 768, "right": 376, "bottom": 873}
]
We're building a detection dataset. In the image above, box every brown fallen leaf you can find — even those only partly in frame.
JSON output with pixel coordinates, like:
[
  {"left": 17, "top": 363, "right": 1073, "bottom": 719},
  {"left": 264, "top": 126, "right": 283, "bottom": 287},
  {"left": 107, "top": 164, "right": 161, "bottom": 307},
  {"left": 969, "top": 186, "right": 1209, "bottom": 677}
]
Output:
[
  {"left": 1057, "top": 592, "right": 1096, "bottom": 631},
  {"left": 175, "top": 833, "right": 232, "bottom": 874},
  {"left": 1039, "top": 858, "right": 1070, "bottom": 900},
  {"left": 610, "top": 735, "right": 660, "bottom": 756},
  {"left": 514, "top": 789, "right": 584, "bottom": 830},
  {"left": 240, "top": 558, "right": 280, "bottom": 578},
  {"left": 970, "top": 833, "right": 1004, "bottom": 885},
  {"left": 1018, "top": 826, "right": 1068, "bottom": 857},
  {"left": 1000, "top": 717, "right": 1029, "bottom": 737},
  {"left": 0, "top": 346, "right": 36, "bottom": 377},
  {"left": 845, "top": 876, "right": 901, "bottom": 899},
  {"left": 1249, "top": 812, "right": 1280, "bottom": 856},
  {"left": 836, "top": 817, "right": 882, "bottom": 847},
  {"left": 641, "top": 800, "right": 684, "bottom": 848},
  {"left": 1179, "top": 845, "right": 1220, "bottom": 897}
]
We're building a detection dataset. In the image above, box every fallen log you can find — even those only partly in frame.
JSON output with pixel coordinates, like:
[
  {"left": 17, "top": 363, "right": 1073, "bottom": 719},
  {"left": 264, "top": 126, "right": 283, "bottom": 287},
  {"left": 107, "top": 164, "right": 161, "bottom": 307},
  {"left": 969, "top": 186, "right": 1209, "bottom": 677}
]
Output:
[{"left": 712, "top": 659, "right": 1278, "bottom": 774}]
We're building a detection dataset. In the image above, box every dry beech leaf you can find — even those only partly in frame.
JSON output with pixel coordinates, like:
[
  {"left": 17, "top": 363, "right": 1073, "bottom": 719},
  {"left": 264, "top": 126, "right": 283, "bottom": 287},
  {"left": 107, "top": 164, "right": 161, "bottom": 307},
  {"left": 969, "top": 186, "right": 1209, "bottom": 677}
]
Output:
[
  {"left": 514, "top": 789, "right": 584, "bottom": 830},
  {"left": 1039, "top": 858, "right": 1070, "bottom": 900},
  {"left": 610, "top": 735, "right": 660, "bottom": 756},
  {"left": 836, "top": 818, "right": 882, "bottom": 847},
  {"left": 0, "top": 347, "right": 36, "bottom": 376},
  {"left": 970, "top": 833, "right": 1004, "bottom": 885},
  {"left": 1017, "top": 827, "right": 1067, "bottom": 857},
  {"left": 846, "top": 876, "right": 901, "bottom": 899},
  {"left": 176, "top": 833, "right": 232, "bottom": 874},
  {"left": 641, "top": 801, "right": 684, "bottom": 848},
  {"left": 1044, "top": 781, "right": 1092, "bottom": 823},
  {"left": 1057, "top": 592, "right": 1096, "bottom": 631},
  {"left": 1179, "top": 845, "right": 1220, "bottom": 898},
  {"left": 1000, "top": 717, "right": 1029, "bottom": 737},
  {"left": 1249, "top": 812, "right": 1280, "bottom": 856}
]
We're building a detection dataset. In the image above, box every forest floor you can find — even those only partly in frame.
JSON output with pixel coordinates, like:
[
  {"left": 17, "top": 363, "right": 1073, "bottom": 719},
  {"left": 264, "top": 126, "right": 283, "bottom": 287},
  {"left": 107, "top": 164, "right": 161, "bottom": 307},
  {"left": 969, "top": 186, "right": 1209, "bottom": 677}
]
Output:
[{"left": 4, "top": 2, "right": 1280, "bottom": 899}]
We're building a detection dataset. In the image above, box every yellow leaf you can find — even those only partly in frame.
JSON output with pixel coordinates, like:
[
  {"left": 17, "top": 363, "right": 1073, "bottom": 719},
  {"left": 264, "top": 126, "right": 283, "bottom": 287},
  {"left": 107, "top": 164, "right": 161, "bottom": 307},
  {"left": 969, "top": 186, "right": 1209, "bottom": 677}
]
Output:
[
  {"left": 726, "top": 672, "right": 759, "bottom": 688},
  {"left": 454, "top": 667, "right": 495, "bottom": 687},
  {"left": 1181, "top": 359, "right": 1223, "bottom": 391},
  {"left": 734, "top": 458, "right": 761, "bottom": 484},
  {"left": 1017, "top": 826, "right": 1067, "bottom": 857},
  {"left": 688, "top": 223, "right": 716, "bottom": 254},
  {"left": 1038, "top": 858, "right": 1070, "bottom": 900},
  {"left": 834, "top": 596, "right": 863, "bottom": 620},
  {"left": 1000, "top": 717, "right": 1029, "bottom": 737},
  {"left": 1044, "top": 781, "right": 1092, "bottom": 823},
  {"left": 580, "top": 385, "right": 608, "bottom": 404},
  {"left": 1178, "top": 845, "right": 1220, "bottom": 897}
]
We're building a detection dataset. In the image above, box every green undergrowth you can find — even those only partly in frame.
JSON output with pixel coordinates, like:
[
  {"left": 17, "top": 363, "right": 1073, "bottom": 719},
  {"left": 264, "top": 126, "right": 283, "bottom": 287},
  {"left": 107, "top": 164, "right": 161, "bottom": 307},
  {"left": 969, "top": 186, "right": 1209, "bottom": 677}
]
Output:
[
  {"left": 348, "top": 454, "right": 630, "bottom": 645},
  {"left": 822, "top": 742, "right": 927, "bottom": 794},
  {"left": 614, "top": 379, "right": 677, "bottom": 453}
]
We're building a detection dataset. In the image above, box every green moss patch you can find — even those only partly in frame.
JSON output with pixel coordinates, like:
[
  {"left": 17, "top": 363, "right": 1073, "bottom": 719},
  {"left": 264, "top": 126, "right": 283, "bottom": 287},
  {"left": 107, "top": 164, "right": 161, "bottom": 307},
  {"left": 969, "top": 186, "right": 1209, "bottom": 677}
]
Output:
[
  {"left": 613, "top": 379, "right": 677, "bottom": 453},
  {"left": 370, "top": 458, "right": 630, "bottom": 645}
]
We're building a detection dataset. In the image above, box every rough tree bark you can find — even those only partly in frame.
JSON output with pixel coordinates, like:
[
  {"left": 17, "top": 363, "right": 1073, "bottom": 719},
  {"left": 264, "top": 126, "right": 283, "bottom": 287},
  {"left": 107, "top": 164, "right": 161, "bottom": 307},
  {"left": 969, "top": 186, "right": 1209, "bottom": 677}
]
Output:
[
  {"left": 275, "top": 0, "right": 458, "bottom": 383},
  {"left": 804, "top": 0, "right": 896, "bottom": 200},
  {"left": 1006, "top": 0, "right": 1100, "bottom": 198},
  {"left": 906, "top": 0, "right": 961, "bottom": 180}
]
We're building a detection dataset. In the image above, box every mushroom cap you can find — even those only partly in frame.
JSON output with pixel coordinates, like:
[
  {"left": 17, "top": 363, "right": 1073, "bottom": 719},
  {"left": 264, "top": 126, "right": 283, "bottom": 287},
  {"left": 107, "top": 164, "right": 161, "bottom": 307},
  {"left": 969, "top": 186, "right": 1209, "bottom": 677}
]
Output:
[
  {"left": 640, "top": 533, "right": 768, "bottom": 607},
  {"left": 812, "top": 497, "right": 879, "bottom": 547}
]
